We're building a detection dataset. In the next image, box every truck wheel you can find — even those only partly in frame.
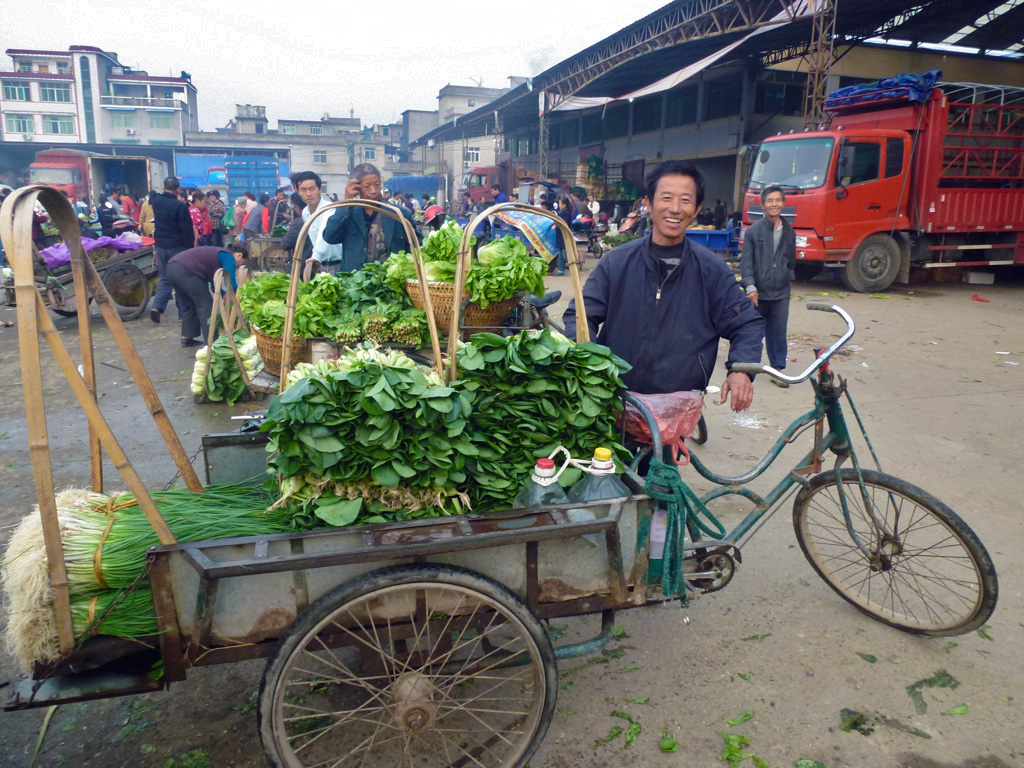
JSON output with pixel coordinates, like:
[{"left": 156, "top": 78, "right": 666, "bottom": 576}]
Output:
[
  {"left": 842, "top": 235, "right": 900, "bottom": 293},
  {"left": 793, "top": 263, "right": 822, "bottom": 282}
]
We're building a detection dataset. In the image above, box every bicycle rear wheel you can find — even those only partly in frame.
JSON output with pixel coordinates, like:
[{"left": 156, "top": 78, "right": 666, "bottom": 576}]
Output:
[{"left": 793, "top": 469, "right": 997, "bottom": 636}]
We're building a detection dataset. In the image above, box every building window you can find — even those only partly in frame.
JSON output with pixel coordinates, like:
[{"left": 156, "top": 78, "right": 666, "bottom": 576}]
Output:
[
  {"left": 754, "top": 70, "right": 807, "bottom": 116},
  {"left": 5, "top": 113, "right": 33, "bottom": 133},
  {"left": 57, "top": 61, "right": 70, "bottom": 74},
  {"left": 560, "top": 119, "right": 579, "bottom": 147},
  {"left": 149, "top": 113, "right": 173, "bottom": 129},
  {"left": 581, "top": 112, "right": 603, "bottom": 144},
  {"left": 705, "top": 78, "right": 743, "bottom": 121},
  {"left": 665, "top": 84, "right": 698, "bottom": 127},
  {"left": 309, "top": 124, "right": 323, "bottom": 135},
  {"left": 38, "top": 64, "right": 49, "bottom": 74},
  {"left": 364, "top": 147, "right": 375, "bottom": 159},
  {"left": 313, "top": 150, "right": 327, "bottom": 164},
  {"left": 604, "top": 103, "right": 630, "bottom": 140},
  {"left": 2, "top": 81, "right": 30, "bottom": 101},
  {"left": 632, "top": 95, "right": 663, "bottom": 134},
  {"left": 17, "top": 61, "right": 32, "bottom": 73},
  {"left": 40, "top": 83, "right": 72, "bottom": 103},
  {"left": 43, "top": 115, "right": 74, "bottom": 134},
  {"left": 255, "top": 122, "right": 264, "bottom": 134},
  {"left": 464, "top": 146, "right": 480, "bottom": 162},
  {"left": 79, "top": 56, "right": 95, "bottom": 143},
  {"left": 112, "top": 112, "right": 136, "bottom": 128},
  {"left": 281, "top": 123, "right": 295, "bottom": 135}
]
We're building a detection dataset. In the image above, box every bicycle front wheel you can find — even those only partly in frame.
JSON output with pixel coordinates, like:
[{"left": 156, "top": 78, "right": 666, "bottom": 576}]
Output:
[{"left": 793, "top": 469, "right": 997, "bottom": 636}]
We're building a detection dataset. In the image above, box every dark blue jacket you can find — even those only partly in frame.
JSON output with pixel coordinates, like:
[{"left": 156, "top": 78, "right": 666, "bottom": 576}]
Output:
[
  {"left": 563, "top": 235, "right": 764, "bottom": 394},
  {"left": 320, "top": 203, "right": 417, "bottom": 272},
  {"left": 152, "top": 191, "right": 194, "bottom": 249}
]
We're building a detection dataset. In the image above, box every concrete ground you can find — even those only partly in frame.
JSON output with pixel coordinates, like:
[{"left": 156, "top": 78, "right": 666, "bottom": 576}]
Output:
[{"left": 0, "top": 266, "right": 1022, "bottom": 768}]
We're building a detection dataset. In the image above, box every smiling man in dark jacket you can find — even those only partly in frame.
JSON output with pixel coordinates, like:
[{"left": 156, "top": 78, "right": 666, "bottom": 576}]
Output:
[
  {"left": 563, "top": 160, "right": 763, "bottom": 410},
  {"left": 740, "top": 185, "right": 795, "bottom": 386}
]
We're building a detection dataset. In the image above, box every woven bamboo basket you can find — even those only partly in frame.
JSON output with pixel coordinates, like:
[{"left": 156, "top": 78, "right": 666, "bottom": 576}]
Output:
[
  {"left": 405, "top": 280, "right": 521, "bottom": 336},
  {"left": 252, "top": 327, "right": 308, "bottom": 376}
]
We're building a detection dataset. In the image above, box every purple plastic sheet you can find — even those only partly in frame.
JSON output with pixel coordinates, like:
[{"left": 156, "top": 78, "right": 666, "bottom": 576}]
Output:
[{"left": 39, "top": 234, "right": 142, "bottom": 269}]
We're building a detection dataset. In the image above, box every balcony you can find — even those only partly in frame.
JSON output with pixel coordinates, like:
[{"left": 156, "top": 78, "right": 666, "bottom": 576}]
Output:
[{"left": 100, "top": 95, "right": 183, "bottom": 109}]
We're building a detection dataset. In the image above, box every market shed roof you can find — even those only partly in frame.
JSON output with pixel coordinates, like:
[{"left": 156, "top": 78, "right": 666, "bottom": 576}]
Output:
[{"left": 412, "top": 0, "right": 1024, "bottom": 147}]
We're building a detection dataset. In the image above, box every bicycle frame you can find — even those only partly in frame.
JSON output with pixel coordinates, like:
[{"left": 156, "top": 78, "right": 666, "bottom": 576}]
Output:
[{"left": 632, "top": 303, "right": 893, "bottom": 563}]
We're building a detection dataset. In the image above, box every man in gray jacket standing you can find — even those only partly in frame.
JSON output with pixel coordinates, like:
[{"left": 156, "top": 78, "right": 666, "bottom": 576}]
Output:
[{"left": 741, "top": 185, "right": 795, "bottom": 387}]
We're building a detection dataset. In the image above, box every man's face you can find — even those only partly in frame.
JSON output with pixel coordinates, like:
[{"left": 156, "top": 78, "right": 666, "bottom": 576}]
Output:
[
  {"left": 650, "top": 173, "right": 700, "bottom": 246},
  {"left": 359, "top": 174, "right": 383, "bottom": 201},
  {"left": 762, "top": 191, "right": 785, "bottom": 219},
  {"left": 297, "top": 180, "right": 320, "bottom": 207}
]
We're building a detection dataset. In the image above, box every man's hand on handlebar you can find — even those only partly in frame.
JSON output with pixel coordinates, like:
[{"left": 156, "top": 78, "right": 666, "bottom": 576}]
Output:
[{"left": 720, "top": 371, "right": 754, "bottom": 412}]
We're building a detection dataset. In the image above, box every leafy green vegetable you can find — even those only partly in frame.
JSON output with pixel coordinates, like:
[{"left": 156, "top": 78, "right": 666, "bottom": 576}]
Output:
[
  {"left": 940, "top": 704, "right": 968, "bottom": 715},
  {"left": 753, "top": 757, "right": 769, "bottom": 768},
  {"left": 906, "top": 669, "right": 960, "bottom": 714},
  {"left": 660, "top": 728, "right": 680, "bottom": 753},
  {"left": 856, "top": 652, "right": 877, "bottom": 664},
  {"left": 724, "top": 710, "right": 755, "bottom": 726},
  {"left": 191, "top": 331, "right": 261, "bottom": 404},
  {"left": 611, "top": 711, "right": 633, "bottom": 723}
]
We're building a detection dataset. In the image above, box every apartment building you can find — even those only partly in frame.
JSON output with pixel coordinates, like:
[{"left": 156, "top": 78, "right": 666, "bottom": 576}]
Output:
[{"left": 0, "top": 45, "right": 198, "bottom": 146}]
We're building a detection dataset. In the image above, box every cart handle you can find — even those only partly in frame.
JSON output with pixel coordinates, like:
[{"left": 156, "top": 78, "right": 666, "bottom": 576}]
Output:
[
  {"left": 445, "top": 202, "right": 589, "bottom": 384},
  {"left": 279, "top": 199, "right": 443, "bottom": 389}
]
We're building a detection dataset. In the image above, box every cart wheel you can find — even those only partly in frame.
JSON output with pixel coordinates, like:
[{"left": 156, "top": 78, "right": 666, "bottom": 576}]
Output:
[
  {"left": 258, "top": 563, "right": 557, "bottom": 768},
  {"left": 102, "top": 262, "right": 151, "bottom": 320},
  {"left": 793, "top": 468, "right": 998, "bottom": 636},
  {"left": 259, "top": 247, "right": 291, "bottom": 273}
]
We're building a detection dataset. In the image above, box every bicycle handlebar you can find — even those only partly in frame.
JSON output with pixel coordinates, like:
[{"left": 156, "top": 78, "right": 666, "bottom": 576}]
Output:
[{"left": 731, "top": 303, "right": 856, "bottom": 384}]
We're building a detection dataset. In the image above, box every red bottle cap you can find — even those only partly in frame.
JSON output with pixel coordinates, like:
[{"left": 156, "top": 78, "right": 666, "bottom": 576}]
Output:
[{"left": 536, "top": 458, "right": 555, "bottom": 470}]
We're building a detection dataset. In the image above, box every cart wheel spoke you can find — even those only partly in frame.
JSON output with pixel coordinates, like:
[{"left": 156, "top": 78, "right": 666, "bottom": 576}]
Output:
[{"left": 259, "top": 564, "right": 556, "bottom": 767}]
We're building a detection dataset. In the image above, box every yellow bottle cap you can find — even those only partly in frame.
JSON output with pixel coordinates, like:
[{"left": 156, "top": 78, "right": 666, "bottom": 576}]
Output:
[{"left": 593, "top": 447, "right": 613, "bottom": 462}]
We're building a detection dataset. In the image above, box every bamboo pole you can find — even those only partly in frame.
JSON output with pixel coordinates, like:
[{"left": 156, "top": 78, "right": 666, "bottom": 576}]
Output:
[
  {"left": 0, "top": 188, "right": 76, "bottom": 654},
  {"left": 278, "top": 199, "right": 444, "bottom": 389},
  {"left": 447, "top": 201, "right": 590, "bottom": 384}
]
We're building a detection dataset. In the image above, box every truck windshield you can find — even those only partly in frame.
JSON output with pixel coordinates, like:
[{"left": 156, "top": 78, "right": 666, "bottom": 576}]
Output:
[
  {"left": 749, "top": 138, "right": 834, "bottom": 190},
  {"left": 29, "top": 167, "right": 74, "bottom": 185}
]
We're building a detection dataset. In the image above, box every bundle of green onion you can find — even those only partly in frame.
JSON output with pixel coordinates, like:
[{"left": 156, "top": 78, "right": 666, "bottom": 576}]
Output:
[{"left": 70, "top": 587, "right": 159, "bottom": 639}]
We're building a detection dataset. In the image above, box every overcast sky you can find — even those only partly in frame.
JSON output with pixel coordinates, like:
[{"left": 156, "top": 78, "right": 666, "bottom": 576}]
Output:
[{"left": 1, "top": 0, "right": 670, "bottom": 131}]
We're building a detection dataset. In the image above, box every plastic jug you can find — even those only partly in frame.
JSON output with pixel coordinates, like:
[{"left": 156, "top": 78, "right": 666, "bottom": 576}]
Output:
[
  {"left": 567, "top": 448, "right": 630, "bottom": 502},
  {"left": 513, "top": 458, "right": 569, "bottom": 508}
]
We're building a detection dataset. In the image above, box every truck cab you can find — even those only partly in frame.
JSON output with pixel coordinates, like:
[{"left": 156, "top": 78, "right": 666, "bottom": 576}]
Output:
[
  {"left": 459, "top": 167, "right": 499, "bottom": 205},
  {"left": 744, "top": 129, "right": 911, "bottom": 290},
  {"left": 28, "top": 150, "right": 90, "bottom": 201}
]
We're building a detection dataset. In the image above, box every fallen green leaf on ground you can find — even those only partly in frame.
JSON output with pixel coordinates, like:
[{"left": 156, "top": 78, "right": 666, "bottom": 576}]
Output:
[
  {"left": 623, "top": 664, "right": 643, "bottom": 672},
  {"left": 741, "top": 633, "right": 772, "bottom": 642},
  {"left": 856, "top": 652, "right": 877, "bottom": 663},
  {"left": 624, "top": 721, "right": 642, "bottom": 748},
  {"left": 163, "top": 750, "right": 211, "bottom": 768},
  {"left": 141, "top": 745, "right": 156, "bottom": 755},
  {"left": 907, "top": 669, "right": 960, "bottom": 714},
  {"left": 944, "top": 642, "right": 958, "bottom": 650},
  {"left": 941, "top": 704, "right": 968, "bottom": 715},
  {"left": 753, "top": 757, "right": 769, "bottom": 768},
  {"left": 716, "top": 731, "right": 754, "bottom": 767},
  {"left": 660, "top": 728, "right": 680, "bottom": 753},
  {"left": 869, "top": 293, "right": 890, "bottom": 299},
  {"left": 611, "top": 710, "right": 634, "bottom": 723},
  {"left": 603, "top": 648, "right": 626, "bottom": 659},
  {"left": 547, "top": 625, "right": 568, "bottom": 641},
  {"left": 794, "top": 761, "right": 834, "bottom": 768},
  {"left": 566, "top": 710, "right": 576, "bottom": 716},
  {"left": 977, "top": 625, "right": 993, "bottom": 641},
  {"left": 724, "top": 710, "right": 755, "bottom": 726},
  {"left": 627, "top": 697, "right": 650, "bottom": 705},
  {"left": 595, "top": 725, "right": 623, "bottom": 746},
  {"left": 738, "top": 673, "right": 753, "bottom": 681},
  {"left": 840, "top": 708, "right": 874, "bottom": 736},
  {"left": 561, "top": 681, "right": 574, "bottom": 691},
  {"left": 612, "top": 625, "right": 630, "bottom": 639}
]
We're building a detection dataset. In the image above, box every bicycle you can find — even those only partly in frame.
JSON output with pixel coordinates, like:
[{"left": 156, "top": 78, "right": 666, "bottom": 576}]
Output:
[
  {"left": 504, "top": 289, "right": 565, "bottom": 335},
  {"left": 628, "top": 301, "right": 998, "bottom": 636}
]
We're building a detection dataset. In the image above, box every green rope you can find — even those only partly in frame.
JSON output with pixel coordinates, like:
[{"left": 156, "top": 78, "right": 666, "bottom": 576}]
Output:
[{"left": 645, "top": 458, "right": 727, "bottom": 607}]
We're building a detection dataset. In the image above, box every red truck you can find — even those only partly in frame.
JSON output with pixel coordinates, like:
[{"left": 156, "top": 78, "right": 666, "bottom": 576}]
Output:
[
  {"left": 28, "top": 149, "right": 168, "bottom": 207},
  {"left": 27, "top": 149, "right": 89, "bottom": 200},
  {"left": 743, "top": 81, "right": 1024, "bottom": 291}
]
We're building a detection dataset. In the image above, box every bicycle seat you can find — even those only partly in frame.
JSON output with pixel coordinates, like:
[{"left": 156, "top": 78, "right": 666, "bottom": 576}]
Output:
[{"left": 530, "top": 290, "right": 561, "bottom": 309}]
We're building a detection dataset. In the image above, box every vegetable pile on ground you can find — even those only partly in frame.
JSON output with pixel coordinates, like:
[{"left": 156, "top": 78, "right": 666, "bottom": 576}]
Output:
[
  {"left": 265, "top": 346, "right": 473, "bottom": 530},
  {"left": 237, "top": 266, "right": 429, "bottom": 346},
  {"left": 385, "top": 222, "right": 546, "bottom": 309},
  {"left": 455, "top": 330, "right": 631, "bottom": 509},
  {"left": 2, "top": 483, "right": 290, "bottom": 670},
  {"left": 265, "top": 331, "right": 630, "bottom": 528},
  {"left": 190, "top": 331, "right": 263, "bottom": 403}
]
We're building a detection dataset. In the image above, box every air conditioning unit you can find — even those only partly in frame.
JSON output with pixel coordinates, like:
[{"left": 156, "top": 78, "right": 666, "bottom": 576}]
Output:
[
  {"left": 111, "top": 66, "right": 124, "bottom": 75},
  {"left": 23, "top": 134, "right": 33, "bottom": 142},
  {"left": 125, "top": 128, "right": 136, "bottom": 135}
]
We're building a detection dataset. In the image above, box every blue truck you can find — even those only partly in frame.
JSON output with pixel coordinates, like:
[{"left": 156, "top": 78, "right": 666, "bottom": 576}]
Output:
[{"left": 225, "top": 157, "right": 282, "bottom": 201}]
